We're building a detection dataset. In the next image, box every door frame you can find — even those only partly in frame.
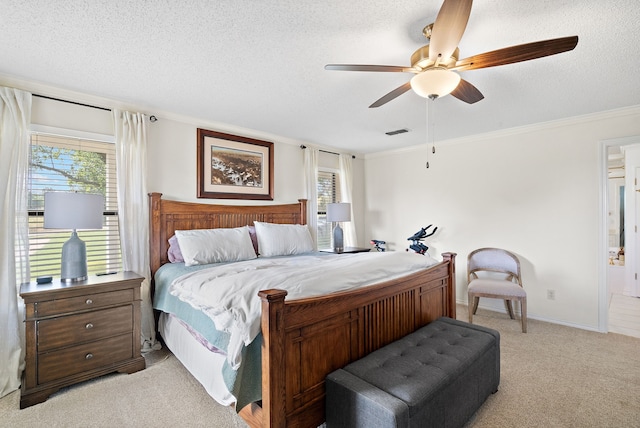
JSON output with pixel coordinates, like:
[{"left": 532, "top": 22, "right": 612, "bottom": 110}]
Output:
[{"left": 599, "top": 135, "right": 640, "bottom": 332}]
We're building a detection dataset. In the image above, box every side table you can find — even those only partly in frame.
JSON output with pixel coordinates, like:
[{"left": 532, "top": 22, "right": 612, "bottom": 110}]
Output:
[
  {"left": 319, "top": 247, "right": 371, "bottom": 254},
  {"left": 19, "top": 271, "right": 146, "bottom": 408}
]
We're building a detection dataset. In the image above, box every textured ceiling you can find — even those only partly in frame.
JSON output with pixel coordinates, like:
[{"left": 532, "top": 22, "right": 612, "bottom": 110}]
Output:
[{"left": 1, "top": 0, "right": 639, "bottom": 154}]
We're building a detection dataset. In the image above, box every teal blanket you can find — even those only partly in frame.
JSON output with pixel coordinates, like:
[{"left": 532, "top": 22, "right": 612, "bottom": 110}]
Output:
[{"left": 153, "top": 262, "right": 262, "bottom": 410}]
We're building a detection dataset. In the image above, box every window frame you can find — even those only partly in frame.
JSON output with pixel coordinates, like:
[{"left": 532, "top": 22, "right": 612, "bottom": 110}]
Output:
[{"left": 26, "top": 125, "right": 122, "bottom": 280}]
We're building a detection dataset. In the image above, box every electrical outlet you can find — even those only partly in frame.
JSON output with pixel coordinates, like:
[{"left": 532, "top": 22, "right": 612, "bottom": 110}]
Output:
[{"left": 547, "top": 289, "right": 556, "bottom": 300}]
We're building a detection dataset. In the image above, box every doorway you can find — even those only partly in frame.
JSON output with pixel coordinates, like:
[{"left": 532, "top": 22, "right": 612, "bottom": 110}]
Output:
[{"left": 603, "top": 137, "right": 640, "bottom": 338}]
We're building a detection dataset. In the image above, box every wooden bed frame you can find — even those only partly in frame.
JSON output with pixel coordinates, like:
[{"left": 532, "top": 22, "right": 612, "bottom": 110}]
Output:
[{"left": 148, "top": 192, "right": 456, "bottom": 428}]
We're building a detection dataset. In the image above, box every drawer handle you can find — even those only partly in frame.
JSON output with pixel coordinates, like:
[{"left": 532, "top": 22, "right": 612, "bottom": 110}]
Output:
[
  {"left": 85, "top": 353, "right": 94, "bottom": 360},
  {"left": 85, "top": 323, "right": 94, "bottom": 329},
  {"left": 85, "top": 299, "right": 93, "bottom": 305}
]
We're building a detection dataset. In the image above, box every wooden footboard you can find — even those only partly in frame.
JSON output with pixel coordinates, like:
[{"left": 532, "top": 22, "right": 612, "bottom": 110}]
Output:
[{"left": 241, "top": 253, "right": 456, "bottom": 428}]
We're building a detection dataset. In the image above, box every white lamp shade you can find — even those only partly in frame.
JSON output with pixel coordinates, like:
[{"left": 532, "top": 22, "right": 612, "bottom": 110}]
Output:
[
  {"left": 326, "top": 203, "right": 351, "bottom": 222},
  {"left": 44, "top": 192, "right": 104, "bottom": 230},
  {"left": 410, "top": 69, "right": 461, "bottom": 98}
]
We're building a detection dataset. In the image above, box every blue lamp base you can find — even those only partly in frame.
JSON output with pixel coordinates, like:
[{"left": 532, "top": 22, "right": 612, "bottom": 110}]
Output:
[
  {"left": 333, "top": 223, "right": 344, "bottom": 253},
  {"left": 60, "top": 230, "right": 88, "bottom": 283}
]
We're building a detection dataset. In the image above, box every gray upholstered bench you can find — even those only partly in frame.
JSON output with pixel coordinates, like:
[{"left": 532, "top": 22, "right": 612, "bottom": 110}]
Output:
[{"left": 325, "top": 317, "right": 500, "bottom": 428}]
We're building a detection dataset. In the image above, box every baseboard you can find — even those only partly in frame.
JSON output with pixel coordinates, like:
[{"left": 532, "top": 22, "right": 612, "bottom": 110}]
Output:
[{"left": 456, "top": 299, "right": 601, "bottom": 333}]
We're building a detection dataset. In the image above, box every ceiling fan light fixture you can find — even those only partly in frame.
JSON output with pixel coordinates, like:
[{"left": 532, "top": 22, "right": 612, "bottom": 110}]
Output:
[{"left": 410, "top": 68, "right": 461, "bottom": 98}]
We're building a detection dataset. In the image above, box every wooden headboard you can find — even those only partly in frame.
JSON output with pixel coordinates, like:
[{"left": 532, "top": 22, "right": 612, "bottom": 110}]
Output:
[{"left": 148, "top": 192, "right": 307, "bottom": 277}]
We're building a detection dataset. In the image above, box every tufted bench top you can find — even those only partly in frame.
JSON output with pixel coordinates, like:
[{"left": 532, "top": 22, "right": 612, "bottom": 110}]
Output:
[
  {"left": 342, "top": 317, "right": 498, "bottom": 414},
  {"left": 326, "top": 317, "right": 500, "bottom": 427}
]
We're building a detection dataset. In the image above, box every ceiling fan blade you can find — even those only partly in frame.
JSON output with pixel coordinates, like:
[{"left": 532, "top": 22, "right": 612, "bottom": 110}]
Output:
[
  {"left": 369, "top": 82, "right": 412, "bottom": 108},
  {"left": 450, "top": 78, "right": 484, "bottom": 104},
  {"left": 325, "top": 64, "right": 414, "bottom": 73},
  {"left": 453, "top": 35, "right": 579, "bottom": 71},
  {"left": 429, "top": 0, "right": 473, "bottom": 63}
]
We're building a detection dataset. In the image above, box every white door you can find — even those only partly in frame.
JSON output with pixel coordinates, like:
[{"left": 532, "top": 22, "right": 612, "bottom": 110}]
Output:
[{"left": 631, "top": 166, "right": 640, "bottom": 296}]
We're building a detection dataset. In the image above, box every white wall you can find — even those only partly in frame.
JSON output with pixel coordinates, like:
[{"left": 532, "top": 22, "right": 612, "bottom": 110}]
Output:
[
  {"left": 147, "top": 117, "right": 298, "bottom": 204},
  {"left": 364, "top": 106, "right": 640, "bottom": 330},
  {"left": 145, "top": 116, "right": 366, "bottom": 244},
  {"left": 23, "top": 87, "right": 367, "bottom": 248},
  {"left": 31, "top": 96, "right": 113, "bottom": 137},
  {"left": 21, "top": 77, "right": 640, "bottom": 330}
]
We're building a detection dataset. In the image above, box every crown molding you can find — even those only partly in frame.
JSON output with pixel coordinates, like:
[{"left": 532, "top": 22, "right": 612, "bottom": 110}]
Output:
[{"left": 365, "top": 105, "right": 640, "bottom": 160}]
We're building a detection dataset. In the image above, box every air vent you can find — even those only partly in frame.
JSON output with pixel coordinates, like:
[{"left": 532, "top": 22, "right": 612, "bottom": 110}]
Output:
[{"left": 385, "top": 128, "right": 409, "bottom": 136}]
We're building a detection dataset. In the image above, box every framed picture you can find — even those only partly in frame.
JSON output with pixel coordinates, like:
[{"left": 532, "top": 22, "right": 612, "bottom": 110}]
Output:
[{"left": 197, "top": 129, "right": 274, "bottom": 200}]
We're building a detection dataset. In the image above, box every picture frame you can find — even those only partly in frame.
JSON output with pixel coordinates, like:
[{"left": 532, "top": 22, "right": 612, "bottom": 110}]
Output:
[{"left": 197, "top": 129, "right": 274, "bottom": 200}]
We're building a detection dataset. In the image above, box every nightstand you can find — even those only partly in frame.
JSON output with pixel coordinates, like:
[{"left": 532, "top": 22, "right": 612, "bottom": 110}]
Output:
[
  {"left": 19, "top": 271, "right": 146, "bottom": 409},
  {"left": 320, "top": 247, "right": 371, "bottom": 254}
]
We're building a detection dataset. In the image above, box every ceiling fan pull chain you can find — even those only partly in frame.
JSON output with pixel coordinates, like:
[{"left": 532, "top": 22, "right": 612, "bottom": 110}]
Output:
[
  {"left": 425, "top": 97, "right": 431, "bottom": 169},
  {"left": 430, "top": 95, "right": 437, "bottom": 156},
  {"left": 426, "top": 95, "right": 437, "bottom": 169}
]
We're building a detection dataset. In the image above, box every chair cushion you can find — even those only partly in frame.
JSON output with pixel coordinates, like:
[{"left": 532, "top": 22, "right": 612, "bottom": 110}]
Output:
[{"left": 468, "top": 278, "right": 526, "bottom": 298}]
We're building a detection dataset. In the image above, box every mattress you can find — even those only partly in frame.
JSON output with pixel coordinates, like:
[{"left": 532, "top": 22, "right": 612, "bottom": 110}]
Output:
[{"left": 153, "top": 262, "right": 262, "bottom": 409}]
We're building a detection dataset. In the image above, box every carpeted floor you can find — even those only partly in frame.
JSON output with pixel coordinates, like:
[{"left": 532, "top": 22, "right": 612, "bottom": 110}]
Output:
[
  {"left": 461, "top": 307, "right": 640, "bottom": 428},
  {"left": 1, "top": 305, "right": 639, "bottom": 427},
  {"left": 0, "top": 347, "right": 248, "bottom": 428}
]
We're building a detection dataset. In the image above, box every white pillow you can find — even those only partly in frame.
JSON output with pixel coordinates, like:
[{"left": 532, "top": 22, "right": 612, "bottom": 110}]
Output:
[
  {"left": 254, "top": 221, "right": 314, "bottom": 257},
  {"left": 174, "top": 226, "right": 257, "bottom": 266}
]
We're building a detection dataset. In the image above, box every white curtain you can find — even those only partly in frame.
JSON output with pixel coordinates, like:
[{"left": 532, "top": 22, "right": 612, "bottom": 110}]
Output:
[
  {"left": 304, "top": 147, "right": 319, "bottom": 249},
  {"left": 339, "top": 154, "right": 357, "bottom": 247},
  {"left": 0, "top": 87, "right": 31, "bottom": 398},
  {"left": 113, "top": 109, "right": 159, "bottom": 352}
]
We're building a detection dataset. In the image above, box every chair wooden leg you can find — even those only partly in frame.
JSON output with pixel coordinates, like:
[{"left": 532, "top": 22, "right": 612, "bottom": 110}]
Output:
[
  {"left": 504, "top": 299, "right": 515, "bottom": 319},
  {"left": 472, "top": 296, "right": 480, "bottom": 314},
  {"left": 521, "top": 297, "right": 527, "bottom": 333},
  {"left": 468, "top": 294, "right": 474, "bottom": 324}
]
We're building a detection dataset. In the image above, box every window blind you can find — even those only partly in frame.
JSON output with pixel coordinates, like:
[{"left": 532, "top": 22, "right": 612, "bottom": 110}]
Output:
[
  {"left": 27, "top": 133, "right": 122, "bottom": 279},
  {"left": 317, "top": 170, "right": 341, "bottom": 249}
]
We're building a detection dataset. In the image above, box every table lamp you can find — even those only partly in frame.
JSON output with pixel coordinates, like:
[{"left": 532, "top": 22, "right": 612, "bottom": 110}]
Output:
[
  {"left": 44, "top": 192, "right": 104, "bottom": 282},
  {"left": 326, "top": 202, "right": 351, "bottom": 252}
]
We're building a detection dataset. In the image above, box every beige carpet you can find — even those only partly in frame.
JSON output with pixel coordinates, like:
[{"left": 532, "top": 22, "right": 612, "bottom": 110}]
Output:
[
  {"left": 1, "top": 305, "right": 639, "bottom": 427},
  {"left": 0, "top": 349, "right": 248, "bottom": 428},
  {"left": 461, "top": 306, "right": 640, "bottom": 428}
]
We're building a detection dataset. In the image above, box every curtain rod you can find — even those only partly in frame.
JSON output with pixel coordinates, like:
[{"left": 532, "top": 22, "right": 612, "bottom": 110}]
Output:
[
  {"left": 33, "top": 93, "right": 111, "bottom": 112},
  {"left": 300, "top": 145, "right": 355, "bottom": 159}
]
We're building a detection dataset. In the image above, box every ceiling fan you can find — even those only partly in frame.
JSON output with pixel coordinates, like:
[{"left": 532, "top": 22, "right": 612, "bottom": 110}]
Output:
[{"left": 325, "top": 0, "right": 578, "bottom": 108}]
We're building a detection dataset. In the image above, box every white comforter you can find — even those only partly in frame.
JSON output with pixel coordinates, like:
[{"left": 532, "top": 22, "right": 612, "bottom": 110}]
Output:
[{"left": 170, "top": 251, "right": 439, "bottom": 368}]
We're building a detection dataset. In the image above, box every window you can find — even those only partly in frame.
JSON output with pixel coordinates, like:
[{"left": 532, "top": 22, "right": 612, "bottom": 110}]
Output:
[
  {"left": 27, "top": 133, "right": 122, "bottom": 280},
  {"left": 317, "top": 169, "right": 341, "bottom": 249}
]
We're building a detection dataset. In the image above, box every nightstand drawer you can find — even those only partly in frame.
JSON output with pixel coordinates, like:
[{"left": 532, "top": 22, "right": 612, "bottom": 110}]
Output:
[
  {"left": 36, "top": 289, "right": 133, "bottom": 317},
  {"left": 38, "top": 333, "right": 133, "bottom": 384},
  {"left": 38, "top": 306, "right": 133, "bottom": 352}
]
